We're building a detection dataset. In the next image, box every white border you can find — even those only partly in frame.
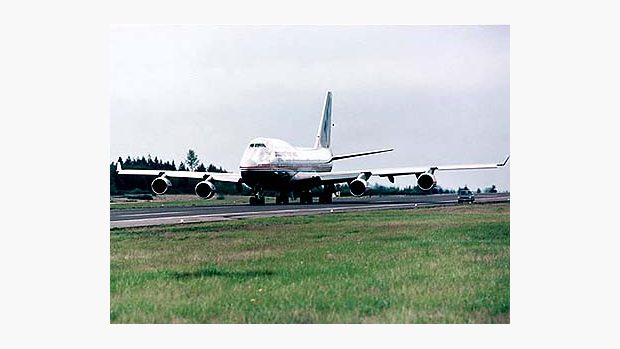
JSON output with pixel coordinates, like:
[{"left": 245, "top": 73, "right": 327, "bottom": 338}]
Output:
[{"left": 3, "top": 1, "right": 618, "bottom": 348}]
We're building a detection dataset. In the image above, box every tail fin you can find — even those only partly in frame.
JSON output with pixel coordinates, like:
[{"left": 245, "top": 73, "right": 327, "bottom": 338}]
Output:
[{"left": 314, "top": 91, "right": 332, "bottom": 149}]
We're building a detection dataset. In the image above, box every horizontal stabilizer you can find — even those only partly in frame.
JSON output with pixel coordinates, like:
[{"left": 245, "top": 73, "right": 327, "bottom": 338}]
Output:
[{"left": 331, "top": 148, "right": 393, "bottom": 161}]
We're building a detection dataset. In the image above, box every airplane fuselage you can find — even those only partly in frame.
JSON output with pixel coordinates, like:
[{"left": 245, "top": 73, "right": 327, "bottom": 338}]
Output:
[{"left": 239, "top": 137, "right": 332, "bottom": 192}]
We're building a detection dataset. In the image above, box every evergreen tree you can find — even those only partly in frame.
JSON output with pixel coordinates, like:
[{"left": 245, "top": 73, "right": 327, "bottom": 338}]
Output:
[{"left": 185, "top": 149, "right": 199, "bottom": 171}]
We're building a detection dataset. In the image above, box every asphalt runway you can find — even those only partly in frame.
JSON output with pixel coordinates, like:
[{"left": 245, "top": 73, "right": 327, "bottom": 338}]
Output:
[{"left": 110, "top": 193, "right": 509, "bottom": 228}]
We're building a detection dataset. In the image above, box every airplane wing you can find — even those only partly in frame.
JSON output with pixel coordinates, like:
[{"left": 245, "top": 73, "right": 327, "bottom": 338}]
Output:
[
  {"left": 116, "top": 162, "right": 242, "bottom": 183},
  {"left": 331, "top": 148, "right": 393, "bottom": 161},
  {"left": 293, "top": 155, "right": 510, "bottom": 184}
]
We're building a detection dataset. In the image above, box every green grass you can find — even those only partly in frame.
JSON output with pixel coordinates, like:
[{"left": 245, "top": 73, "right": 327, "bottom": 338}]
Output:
[
  {"left": 110, "top": 203, "right": 509, "bottom": 323},
  {"left": 110, "top": 195, "right": 261, "bottom": 209}
]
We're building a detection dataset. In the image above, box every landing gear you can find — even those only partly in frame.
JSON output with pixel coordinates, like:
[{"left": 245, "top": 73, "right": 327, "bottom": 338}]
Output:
[
  {"left": 249, "top": 196, "right": 265, "bottom": 205},
  {"left": 318, "top": 184, "right": 335, "bottom": 204},
  {"left": 249, "top": 187, "right": 265, "bottom": 205},
  {"left": 275, "top": 192, "right": 290, "bottom": 205},
  {"left": 299, "top": 191, "right": 313, "bottom": 205},
  {"left": 318, "top": 192, "right": 333, "bottom": 204}
]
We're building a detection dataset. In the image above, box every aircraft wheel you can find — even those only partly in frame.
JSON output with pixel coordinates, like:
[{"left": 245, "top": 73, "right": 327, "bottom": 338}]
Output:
[
  {"left": 300, "top": 192, "right": 312, "bottom": 204},
  {"left": 276, "top": 193, "right": 289, "bottom": 205},
  {"left": 319, "top": 193, "right": 332, "bottom": 204},
  {"left": 249, "top": 196, "right": 265, "bottom": 205}
]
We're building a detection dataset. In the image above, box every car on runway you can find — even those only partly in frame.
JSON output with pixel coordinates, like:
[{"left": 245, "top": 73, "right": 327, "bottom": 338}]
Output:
[{"left": 457, "top": 188, "right": 475, "bottom": 204}]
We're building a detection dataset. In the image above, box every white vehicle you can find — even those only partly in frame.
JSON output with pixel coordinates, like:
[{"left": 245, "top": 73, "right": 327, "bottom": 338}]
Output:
[{"left": 117, "top": 92, "right": 509, "bottom": 205}]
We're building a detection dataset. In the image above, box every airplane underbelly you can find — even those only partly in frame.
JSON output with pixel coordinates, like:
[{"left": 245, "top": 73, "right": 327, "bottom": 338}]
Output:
[
  {"left": 240, "top": 161, "right": 331, "bottom": 191},
  {"left": 241, "top": 170, "right": 295, "bottom": 190}
]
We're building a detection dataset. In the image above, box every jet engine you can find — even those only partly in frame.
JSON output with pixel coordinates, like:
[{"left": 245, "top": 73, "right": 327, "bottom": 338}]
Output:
[
  {"left": 349, "top": 178, "right": 368, "bottom": 197},
  {"left": 151, "top": 175, "right": 171, "bottom": 195},
  {"left": 417, "top": 172, "right": 437, "bottom": 191},
  {"left": 195, "top": 180, "right": 216, "bottom": 199}
]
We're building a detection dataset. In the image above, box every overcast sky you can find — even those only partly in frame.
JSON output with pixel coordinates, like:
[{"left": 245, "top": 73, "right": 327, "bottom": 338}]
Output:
[{"left": 110, "top": 25, "right": 509, "bottom": 191}]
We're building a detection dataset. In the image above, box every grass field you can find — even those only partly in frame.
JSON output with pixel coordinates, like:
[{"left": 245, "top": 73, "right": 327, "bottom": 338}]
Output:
[
  {"left": 110, "top": 202, "right": 509, "bottom": 323},
  {"left": 110, "top": 195, "right": 259, "bottom": 209}
]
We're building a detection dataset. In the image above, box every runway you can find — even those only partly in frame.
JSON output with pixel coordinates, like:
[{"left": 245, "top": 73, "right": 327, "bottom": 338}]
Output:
[{"left": 110, "top": 193, "right": 509, "bottom": 228}]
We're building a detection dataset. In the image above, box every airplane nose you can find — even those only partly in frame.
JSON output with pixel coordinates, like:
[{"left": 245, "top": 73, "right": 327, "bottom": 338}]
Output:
[{"left": 240, "top": 153, "right": 257, "bottom": 168}]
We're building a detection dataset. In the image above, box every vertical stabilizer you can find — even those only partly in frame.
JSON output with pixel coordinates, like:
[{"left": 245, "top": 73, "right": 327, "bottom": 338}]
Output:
[{"left": 314, "top": 91, "right": 332, "bottom": 149}]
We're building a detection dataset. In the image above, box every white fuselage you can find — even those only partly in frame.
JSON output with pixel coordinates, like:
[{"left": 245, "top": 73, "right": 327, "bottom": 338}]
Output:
[
  {"left": 239, "top": 137, "right": 333, "bottom": 192},
  {"left": 240, "top": 137, "right": 333, "bottom": 173}
]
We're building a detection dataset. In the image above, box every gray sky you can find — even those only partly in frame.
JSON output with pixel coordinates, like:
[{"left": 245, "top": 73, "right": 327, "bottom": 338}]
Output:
[{"left": 111, "top": 25, "right": 509, "bottom": 191}]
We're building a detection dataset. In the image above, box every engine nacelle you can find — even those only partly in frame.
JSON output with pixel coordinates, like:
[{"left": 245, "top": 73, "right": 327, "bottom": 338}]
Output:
[
  {"left": 417, "top": 172, "right": 437, "bottom": 191},
  {"left": 151, "top": 176, "right": 171, "bottom": 195},
  {"left": 195, "top": 180, "right": 216, "bottom": 199},
  {"left": 349, "top": 178, "right": 368, "bottom": 197}
]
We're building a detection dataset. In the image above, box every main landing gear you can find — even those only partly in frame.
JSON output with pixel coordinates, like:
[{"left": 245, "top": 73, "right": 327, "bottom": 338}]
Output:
[
  {"left": 300, "top": 184, "right": 335, "bottom": 205},
  {"left": 275, "top": 192, "right": 289, "bottom": 205},
  {"left": 318, "top": 184, "right": 335, "bottom": 204},
  {"left": 248, "top": 184, "right": 335, "bottom": 205},
  {"left": 299, "top": 191, "right": 313, "bottom": 205}
]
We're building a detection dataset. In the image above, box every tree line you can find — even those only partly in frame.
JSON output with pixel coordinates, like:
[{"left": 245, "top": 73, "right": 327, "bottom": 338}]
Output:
[{"left": 110, "top": 150, "right": 235, "bottom": 196}]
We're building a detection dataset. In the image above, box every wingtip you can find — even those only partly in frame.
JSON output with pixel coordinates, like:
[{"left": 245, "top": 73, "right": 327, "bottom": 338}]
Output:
[{"left": 498, "top": 155, "right": 510, "bottom": 166}]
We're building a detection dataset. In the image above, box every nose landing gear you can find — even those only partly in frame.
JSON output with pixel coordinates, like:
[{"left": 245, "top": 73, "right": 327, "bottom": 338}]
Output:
[
  {"left": 249, "top": 195, "right": 265, "bottom": 205},
  {"left": 249, "top": 187, "right": 265, "bottom": 205}
]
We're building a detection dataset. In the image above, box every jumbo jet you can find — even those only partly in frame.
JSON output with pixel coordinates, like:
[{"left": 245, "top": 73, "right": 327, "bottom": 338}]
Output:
[{"left": 116, "top": 91, "right": 509, "bottom": 205}]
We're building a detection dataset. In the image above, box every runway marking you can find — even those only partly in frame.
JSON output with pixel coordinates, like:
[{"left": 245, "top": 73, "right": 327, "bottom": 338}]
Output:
[
  {"left": 110, "top": 196, "right": 509, "bottom": 228},
  {"left": 112, "top": 200, "right": 469, "bottom": 225},
  {"left": 114, "top": 202, "right": 418, "bottom": 223},
  {"left": 117, "top": 211, "right": 202, "bottom": 218},
  {"left": 114, "top": 202, "right": 426, "bottom": 219}
]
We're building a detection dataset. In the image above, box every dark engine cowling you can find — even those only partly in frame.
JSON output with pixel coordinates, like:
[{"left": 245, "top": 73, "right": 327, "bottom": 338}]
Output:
[
  {"left": 349, "top": 178, "right": 368, "bottom": 197},
  {"left": 417, "top": 172, "right": 437, "bottom": 191},
  {"left": 151, "top": 176, "right": 171, "bottom": 195},
  {"left": 195, "top": 180, "right": 216, "bottom": 199}
]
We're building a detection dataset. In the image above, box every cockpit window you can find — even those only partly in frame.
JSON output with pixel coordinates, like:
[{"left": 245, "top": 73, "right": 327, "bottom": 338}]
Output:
[{"left": 249, "top": 143, "right": 266, "bottom": 148}]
